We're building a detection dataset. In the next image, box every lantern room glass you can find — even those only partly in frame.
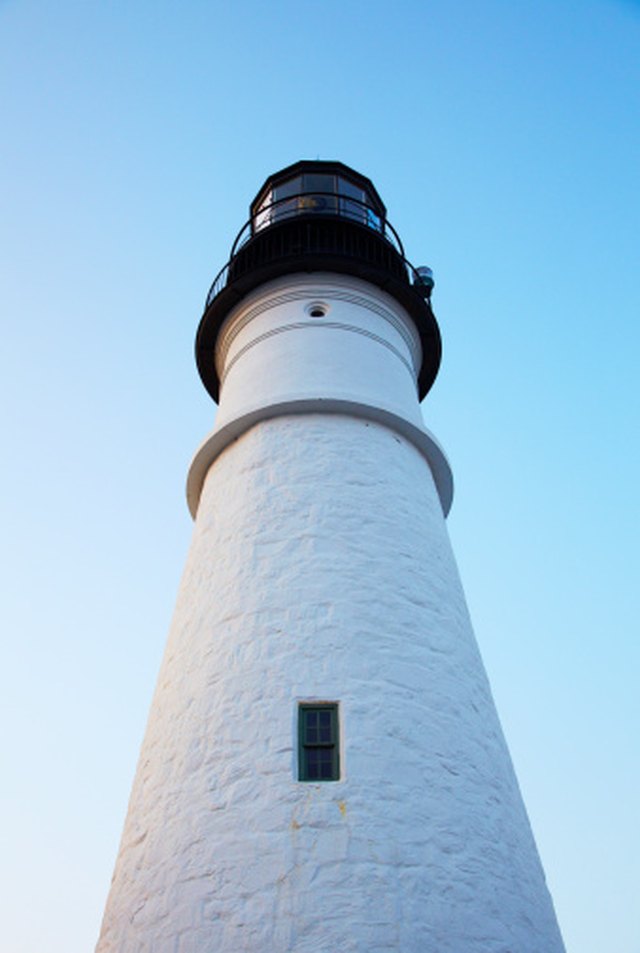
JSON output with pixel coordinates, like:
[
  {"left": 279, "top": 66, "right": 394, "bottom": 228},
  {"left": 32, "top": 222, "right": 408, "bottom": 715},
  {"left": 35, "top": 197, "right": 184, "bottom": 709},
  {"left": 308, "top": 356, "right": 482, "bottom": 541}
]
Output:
[{"left": 254, "top": 172, "right": 382, "bottom": 233}]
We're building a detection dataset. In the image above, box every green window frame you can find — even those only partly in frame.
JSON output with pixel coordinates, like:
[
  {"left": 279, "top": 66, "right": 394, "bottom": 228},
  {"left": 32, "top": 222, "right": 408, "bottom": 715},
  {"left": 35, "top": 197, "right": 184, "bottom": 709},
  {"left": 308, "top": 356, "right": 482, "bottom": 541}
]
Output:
[{"left": 298, "top": 703, "right": 340, "bottom": 782}]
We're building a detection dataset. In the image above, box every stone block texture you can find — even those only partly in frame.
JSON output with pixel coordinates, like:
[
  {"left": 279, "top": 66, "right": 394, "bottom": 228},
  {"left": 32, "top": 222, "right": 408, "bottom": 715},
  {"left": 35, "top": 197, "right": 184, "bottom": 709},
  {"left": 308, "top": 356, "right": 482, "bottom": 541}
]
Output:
[{"left": 96, "top": 414, "right": 565, "bottom": 952}]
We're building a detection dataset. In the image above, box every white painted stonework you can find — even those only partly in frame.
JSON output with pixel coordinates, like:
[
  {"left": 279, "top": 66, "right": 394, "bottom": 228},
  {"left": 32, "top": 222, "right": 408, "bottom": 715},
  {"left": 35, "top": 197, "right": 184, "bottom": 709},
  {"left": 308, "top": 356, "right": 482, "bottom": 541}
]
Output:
[
  {"left": 187, "top": 275, "right": 452, "bottom": 517},
  {"left": 96, "top": 273, "right": 565, "bottom": 952}
]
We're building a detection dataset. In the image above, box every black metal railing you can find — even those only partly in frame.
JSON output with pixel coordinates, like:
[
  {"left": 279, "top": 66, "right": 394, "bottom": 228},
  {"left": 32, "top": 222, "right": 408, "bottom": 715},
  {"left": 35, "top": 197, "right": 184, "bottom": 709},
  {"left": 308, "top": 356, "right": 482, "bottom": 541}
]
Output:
[{"left": 205, "top": 192, "right": 417, "bottom": 310}]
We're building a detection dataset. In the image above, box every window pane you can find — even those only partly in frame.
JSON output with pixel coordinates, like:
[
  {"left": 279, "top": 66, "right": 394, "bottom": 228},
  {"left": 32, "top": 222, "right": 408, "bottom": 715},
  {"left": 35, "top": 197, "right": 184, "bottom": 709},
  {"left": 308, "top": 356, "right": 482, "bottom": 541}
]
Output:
[
  {"left": 366, "top": 208, "right": 382, "bottom": 231},
  {"left": 300, "top": 174, "right": 337, "bottom": 213},
  {"left": 337, "top": 177, "right": 362, "bottom": 199},
  {"left": 297, "top": 194, "right": 337, "bottom": 213},
  {"left": 256, "top": 188, "right": 272, "bottom": 211},
  {"left": 254, "top": 188, "right": 273, "bottom": 231},
  {"left": 338, "top": 177, "right": 367, "bottom": 224},
  {"left": 299, "top": 704, "right": 339, "bottom": 781},
  {"left": 303, "top": 173, "right": 334, "bottom": 193},
  {"left": 304, "top": 711, "right": 318, "bottom": 744},
  {"left": 271, "top": 177, "right": 301, "bottom": 223},
  {"left": 274, "top": 176, "right": 302, "bottom": 200}
]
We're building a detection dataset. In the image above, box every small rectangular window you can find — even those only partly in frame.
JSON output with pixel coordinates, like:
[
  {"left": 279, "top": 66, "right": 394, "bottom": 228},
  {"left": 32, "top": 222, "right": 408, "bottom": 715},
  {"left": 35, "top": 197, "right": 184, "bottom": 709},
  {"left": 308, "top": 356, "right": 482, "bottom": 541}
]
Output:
[{"left": 298, "top": 703, "right": 340, "bottom": 781}]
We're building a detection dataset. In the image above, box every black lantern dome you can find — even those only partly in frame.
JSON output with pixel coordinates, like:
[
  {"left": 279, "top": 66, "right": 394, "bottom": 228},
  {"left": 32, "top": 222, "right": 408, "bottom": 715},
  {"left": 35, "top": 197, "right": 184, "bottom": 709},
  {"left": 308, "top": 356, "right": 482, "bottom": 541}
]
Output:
[{"left": 196, "top": 160, "right": 441, "bottom": 402}]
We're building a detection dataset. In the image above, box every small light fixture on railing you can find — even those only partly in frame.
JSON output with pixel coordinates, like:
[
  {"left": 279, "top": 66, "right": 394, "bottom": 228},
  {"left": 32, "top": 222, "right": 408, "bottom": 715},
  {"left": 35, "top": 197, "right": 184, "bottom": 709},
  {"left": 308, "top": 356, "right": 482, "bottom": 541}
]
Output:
[{"left": 413, "top": 266, "right": 435, "bottom": 300}]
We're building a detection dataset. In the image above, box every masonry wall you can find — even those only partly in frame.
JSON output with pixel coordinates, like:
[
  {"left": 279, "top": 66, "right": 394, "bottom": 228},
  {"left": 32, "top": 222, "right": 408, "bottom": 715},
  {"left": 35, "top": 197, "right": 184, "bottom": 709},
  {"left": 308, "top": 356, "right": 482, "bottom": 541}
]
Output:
[{"left": 97, "top": 412, "right": 564, "bottom": 953}]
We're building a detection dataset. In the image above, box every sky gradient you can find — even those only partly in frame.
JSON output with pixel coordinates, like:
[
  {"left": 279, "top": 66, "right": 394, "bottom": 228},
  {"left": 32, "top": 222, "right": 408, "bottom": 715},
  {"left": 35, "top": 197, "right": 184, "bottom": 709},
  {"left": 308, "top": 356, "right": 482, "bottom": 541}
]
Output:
[{"left": 1, "top": 2, "right": 639, "bottom": 951}]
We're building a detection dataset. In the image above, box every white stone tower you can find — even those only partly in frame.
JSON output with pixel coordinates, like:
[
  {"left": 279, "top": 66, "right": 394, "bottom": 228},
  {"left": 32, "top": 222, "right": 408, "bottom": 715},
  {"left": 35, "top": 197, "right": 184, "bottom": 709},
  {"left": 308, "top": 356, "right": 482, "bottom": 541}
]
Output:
[{"left": 96, "top": 161, "right": 565, "bottom": 952}]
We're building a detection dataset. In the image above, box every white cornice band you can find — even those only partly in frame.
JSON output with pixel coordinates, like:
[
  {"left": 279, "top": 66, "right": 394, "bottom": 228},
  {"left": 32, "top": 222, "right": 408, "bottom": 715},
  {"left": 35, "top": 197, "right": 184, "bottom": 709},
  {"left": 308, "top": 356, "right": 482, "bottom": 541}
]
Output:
[{"left": 187, "top": 398, "right": 453, "bottom": 520}]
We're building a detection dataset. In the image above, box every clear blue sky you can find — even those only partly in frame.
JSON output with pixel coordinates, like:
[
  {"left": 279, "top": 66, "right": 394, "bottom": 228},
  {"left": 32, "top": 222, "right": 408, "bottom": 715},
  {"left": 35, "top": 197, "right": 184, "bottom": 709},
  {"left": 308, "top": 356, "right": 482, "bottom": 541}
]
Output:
[{"left": 1, "top": 1, "right": 638, "bottom": 951}]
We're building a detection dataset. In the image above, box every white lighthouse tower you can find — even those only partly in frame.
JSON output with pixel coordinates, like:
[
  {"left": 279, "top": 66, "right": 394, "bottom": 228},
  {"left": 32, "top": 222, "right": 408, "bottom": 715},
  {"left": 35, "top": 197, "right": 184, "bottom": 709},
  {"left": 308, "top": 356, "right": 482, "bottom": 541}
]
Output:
[{"left": 96, "top": 161, "right": 565, "bottom": 952}]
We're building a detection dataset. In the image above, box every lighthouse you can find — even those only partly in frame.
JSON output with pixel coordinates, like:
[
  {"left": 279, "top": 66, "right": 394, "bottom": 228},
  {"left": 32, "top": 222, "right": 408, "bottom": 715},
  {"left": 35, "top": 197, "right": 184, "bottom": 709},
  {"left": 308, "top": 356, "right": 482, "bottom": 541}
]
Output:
[{"left": 96, "top": 161, "right": 565, "bottom": 952}]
